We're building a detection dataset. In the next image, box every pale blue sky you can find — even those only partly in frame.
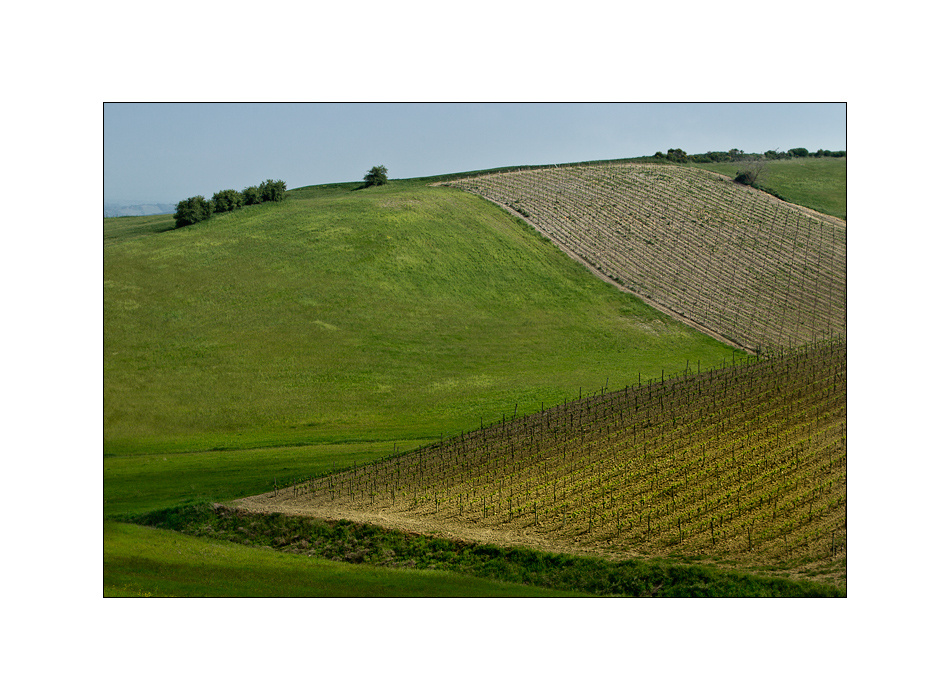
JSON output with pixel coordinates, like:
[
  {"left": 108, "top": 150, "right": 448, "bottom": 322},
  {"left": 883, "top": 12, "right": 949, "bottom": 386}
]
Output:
[{"left": 104, "top": 103, "right": 845, "bottom": 204}]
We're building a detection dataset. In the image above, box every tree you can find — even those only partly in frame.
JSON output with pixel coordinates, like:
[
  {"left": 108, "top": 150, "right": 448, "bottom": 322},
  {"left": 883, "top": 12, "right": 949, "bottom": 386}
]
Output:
[
  {"left": 666, "top": 148, "right": 688, "bottom": 163},
  {"left": 788, "top": 147, "right": 809, "bottom": 158},
  {"left": 699, "top": 151, "right": 732, "bottom": 163},
  {"left": 734, "top": 159, "right": 768, "bottom": 187},
  {"left": 363, "top": 165, "right": 388, "bottom": 187},
  {"left": 242, "top": 185, "right": 263, "bottom": 206},
  {"left": 259, "top": 179, "right": 287, "bottom": 202},
  {"left": 212, "top": 189, "right": 244, "bottom": 213},
  {"left": 174, "top": 195, "right": 213, "bottom": 228}
]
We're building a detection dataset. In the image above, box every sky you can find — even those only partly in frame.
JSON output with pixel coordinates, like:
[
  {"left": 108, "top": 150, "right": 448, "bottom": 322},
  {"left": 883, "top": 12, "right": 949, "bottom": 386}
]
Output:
[{"left": 104, "top": 103, "right": 846, "bottom": 205}]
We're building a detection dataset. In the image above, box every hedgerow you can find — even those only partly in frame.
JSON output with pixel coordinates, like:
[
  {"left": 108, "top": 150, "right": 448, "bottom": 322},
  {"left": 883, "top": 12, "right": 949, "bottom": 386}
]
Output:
[{"left": 174, "top": 179, "right": 286, "bottom": 228}]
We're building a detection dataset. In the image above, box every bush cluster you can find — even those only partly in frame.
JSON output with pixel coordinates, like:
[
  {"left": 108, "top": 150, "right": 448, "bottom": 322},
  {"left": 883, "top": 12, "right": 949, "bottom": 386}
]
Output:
[
  {"left": 174, "top": 179, "right": 286, "bottom": 228},
  {"left": 653, "top": 147, "right": 845, "bottom": 164}
]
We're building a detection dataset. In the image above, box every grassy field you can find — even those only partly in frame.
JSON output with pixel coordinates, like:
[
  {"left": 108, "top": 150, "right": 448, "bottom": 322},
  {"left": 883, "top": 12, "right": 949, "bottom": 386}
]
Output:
[
  {"left": 104, "top": 441, "right": 432, "bottom": 518},
  {"left": 104, "top": 160, "right": 844, "bottom": 596},
  {"left": 104, "top": 521, "right": 579, "bottom": 597},
  {"left": 105, "top": 180, "right": 740, "bottom": 515},
  {"left": 689, "top": 158, "right": 846, "bottom": 219}
]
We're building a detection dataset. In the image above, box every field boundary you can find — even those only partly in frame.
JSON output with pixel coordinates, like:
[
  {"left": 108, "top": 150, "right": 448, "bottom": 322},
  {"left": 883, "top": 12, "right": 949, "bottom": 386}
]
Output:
[
  {"left": 439, "top": 183, "right": 757, "bottom": 354},
  {"left": 133, "top": 503, "right": 844, "bottom": 595},
  {"left": 439, "top": 164, "right": 845, "bottom": 355}
]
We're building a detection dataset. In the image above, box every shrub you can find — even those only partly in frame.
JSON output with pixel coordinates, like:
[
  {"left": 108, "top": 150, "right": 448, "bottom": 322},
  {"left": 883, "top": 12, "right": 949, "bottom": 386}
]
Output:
[
  {"left": 212, "top": 189, "right": 244, "bottom": 213},
  {"left": 734, "top": 171, "right": 754, "bottom": 185},
  {"left": 734, "top": 160, "right": 768, "bottom": 187},
  {"left": 259, "top": 179, "right": 287, "bottom": 202},
  {"left": 242, "top": 185, "right": 263, "bottom": 206},
  {"left": 666, "top": 148, "right": 688, "bottom": 163},
  {"left": 173, "top": 196, "right": 213, "bottom": 228},
  {"left": 363, "top": 165, "right": 388, "bottom": 188}
]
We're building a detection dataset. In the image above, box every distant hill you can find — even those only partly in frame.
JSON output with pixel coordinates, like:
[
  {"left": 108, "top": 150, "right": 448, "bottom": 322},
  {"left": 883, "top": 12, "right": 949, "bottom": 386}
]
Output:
[{"left": 104, "top": 202, "right": 177, "bottom": 218}]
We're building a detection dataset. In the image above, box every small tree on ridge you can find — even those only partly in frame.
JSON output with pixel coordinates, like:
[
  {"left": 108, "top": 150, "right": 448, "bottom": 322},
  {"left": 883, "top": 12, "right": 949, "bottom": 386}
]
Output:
[{"left": 363, "top": 165, "right": 388, "bottom": 188}]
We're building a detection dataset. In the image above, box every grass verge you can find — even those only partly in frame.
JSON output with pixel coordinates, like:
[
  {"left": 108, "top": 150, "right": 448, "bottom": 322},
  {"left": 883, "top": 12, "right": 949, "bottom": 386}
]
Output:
[
  {"left": 118, "top": 504, "right": 845, "bottom": 597},
  {"left": 104, "top": 520, "right": 579, "bottom": 597}
]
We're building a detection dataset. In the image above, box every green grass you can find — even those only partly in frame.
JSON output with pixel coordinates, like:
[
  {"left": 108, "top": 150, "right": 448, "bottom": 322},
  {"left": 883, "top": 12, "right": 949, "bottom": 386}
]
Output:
[
  {"left": 115, "top": 505, "right": 844, "bottom": 597},
  {"left": 104, "top": 166, "right": 840, "bottom": 597},
  {"left": 105, "top": 179, "right": 740, "bottom": 512},
  {"left": 104, "top": 440, "right": 432, "bottom": 518},
  {"left": 104, "top": 213, "right": 177, "bottom": 245},
  {"left": 104, "top": 520, "right": 580, "bottom": 597},
  {"left": 689, "top": 158, "right": 846, "bottom": 219}
]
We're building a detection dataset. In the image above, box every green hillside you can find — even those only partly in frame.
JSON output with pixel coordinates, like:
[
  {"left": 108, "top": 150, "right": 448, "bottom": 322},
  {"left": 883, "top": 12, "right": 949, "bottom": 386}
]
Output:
[
  {"left": 105, "top": 180, "right": 740, "bottom": 514},
  {"left": 104, "top": 521, "right": 582, "bottom": 597},
  {"left": 104, "top": 161, "right": 844, "bottom": 596},
  {"left": 688, "top": 158, "right": 846, "bottom": 219}
]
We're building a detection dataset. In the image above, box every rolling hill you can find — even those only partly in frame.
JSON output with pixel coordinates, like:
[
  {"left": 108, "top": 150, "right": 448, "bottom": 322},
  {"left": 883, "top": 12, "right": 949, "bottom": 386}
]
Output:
[
  {"left": 104, "top": 179, "right": 741, "bottom": 511},
  {"left": 104, "top": 158, "right": 846, "bottom": 595},
  {"left": 443, "top": 163, "right": 845, "bottom": 354},
  {"left": 241, "top": 336, "right": 846, "bottom": 588}
]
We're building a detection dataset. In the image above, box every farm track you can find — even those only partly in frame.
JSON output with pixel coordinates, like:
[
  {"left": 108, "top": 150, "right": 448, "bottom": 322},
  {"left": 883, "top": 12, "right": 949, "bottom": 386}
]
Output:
[
  {"left": 237, "top": 339, "right": 846, "bottom": 585},
  {"left": 440, "top": 163, "right": 846, "bottom": 355}
]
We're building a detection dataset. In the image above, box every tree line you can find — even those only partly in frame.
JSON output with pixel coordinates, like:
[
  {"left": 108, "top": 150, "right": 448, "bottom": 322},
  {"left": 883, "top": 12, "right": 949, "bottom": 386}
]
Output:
[
  {"left": 174, "top": 179, "right": 287, "bottom": 228},
  {"left": 654, "top": 148, "right": 845, "bottom": 164}
]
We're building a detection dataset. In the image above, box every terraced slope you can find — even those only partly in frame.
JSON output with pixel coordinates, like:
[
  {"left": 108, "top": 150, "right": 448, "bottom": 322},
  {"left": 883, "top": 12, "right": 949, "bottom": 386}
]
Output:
[
  {"left": 239, "top": 339, "right": 846, "bottom": 586},
  {"left": 443, "top": 164, "right": 846, "bottom": 355}
]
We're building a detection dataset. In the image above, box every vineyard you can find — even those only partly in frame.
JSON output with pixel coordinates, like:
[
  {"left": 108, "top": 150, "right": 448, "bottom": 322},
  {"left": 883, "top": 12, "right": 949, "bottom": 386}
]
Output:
[
  {"left": 441, "top": 163, "right": 846, "bottom": 355},
  {"left": 238, "top": 338, "right": 846, "bottom": 580}
]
